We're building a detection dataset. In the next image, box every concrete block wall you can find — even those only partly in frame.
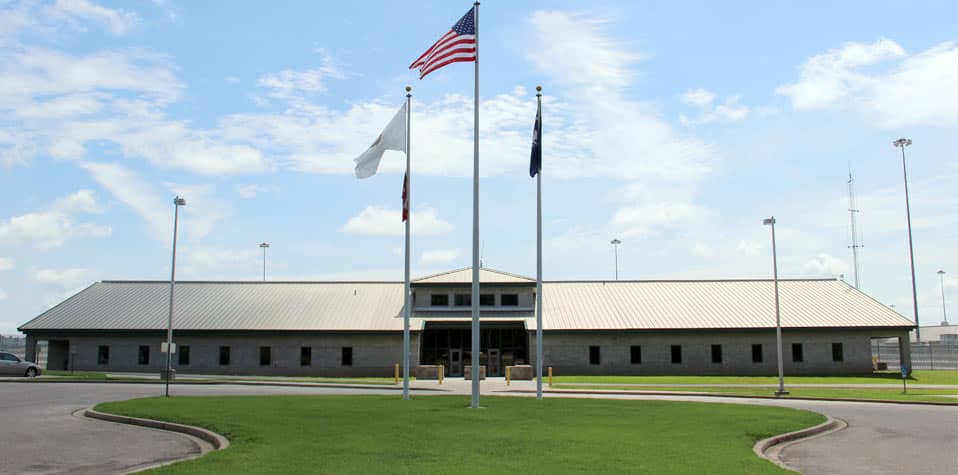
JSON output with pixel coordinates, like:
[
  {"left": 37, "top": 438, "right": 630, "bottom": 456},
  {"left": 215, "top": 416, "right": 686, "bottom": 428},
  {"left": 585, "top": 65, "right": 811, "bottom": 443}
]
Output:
[
  {"left": 530, "top": 329, "right": 902, "bottom": 375},
  {"left": 41, "top": 332, "right": 419, "bottom": 377}
]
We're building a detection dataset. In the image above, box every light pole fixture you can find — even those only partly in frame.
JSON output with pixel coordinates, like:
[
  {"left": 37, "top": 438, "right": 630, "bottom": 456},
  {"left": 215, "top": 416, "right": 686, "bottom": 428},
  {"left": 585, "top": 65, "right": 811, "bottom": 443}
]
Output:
[
  {"left": 763, "top": 216, "right": 788, "bottom": 396},
  {"left": 165, "top": 196, "right": 186, "bottom": 398},
  {"left": 259, "top": 242, "right": 270, "bottom": 281},
  {"left": 894, "top": 137, "right": 921, "bottom": 341},
  {"left": 610, "top": 239, "right": 621, "bottom": 281},
  {"left": 939, "top": 270, "right": 948, "bottom": 326}
]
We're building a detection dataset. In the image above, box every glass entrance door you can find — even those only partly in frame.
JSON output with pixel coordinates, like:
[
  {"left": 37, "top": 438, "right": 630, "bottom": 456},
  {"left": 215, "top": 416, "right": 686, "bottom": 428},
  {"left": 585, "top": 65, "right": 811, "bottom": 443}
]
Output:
[
  {"left": 488, "top": 348, "right": 501, "bottom": 376},
  {"left": 450, "top": 349, "right": 462, "bottom": 376}
]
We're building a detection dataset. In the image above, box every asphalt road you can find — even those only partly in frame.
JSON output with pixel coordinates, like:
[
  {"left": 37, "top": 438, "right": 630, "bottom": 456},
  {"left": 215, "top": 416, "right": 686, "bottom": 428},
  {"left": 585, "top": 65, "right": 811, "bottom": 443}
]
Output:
[{"left": 0, "top": 381, "right": 955, "bottom": 474}]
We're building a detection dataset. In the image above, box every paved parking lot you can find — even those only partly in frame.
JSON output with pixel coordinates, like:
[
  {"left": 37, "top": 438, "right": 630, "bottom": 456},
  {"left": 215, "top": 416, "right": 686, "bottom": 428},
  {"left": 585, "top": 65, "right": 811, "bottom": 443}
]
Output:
[{"left": 0, "top": 381, "right": 955, "bottom": 474}]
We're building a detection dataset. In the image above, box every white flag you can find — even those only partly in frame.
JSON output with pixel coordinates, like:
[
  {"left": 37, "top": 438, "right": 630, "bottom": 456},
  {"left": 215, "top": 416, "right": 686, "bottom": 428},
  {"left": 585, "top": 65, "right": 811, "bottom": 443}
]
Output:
[{"left": 354, "top": 103, "right": 407, "bottom": 179}]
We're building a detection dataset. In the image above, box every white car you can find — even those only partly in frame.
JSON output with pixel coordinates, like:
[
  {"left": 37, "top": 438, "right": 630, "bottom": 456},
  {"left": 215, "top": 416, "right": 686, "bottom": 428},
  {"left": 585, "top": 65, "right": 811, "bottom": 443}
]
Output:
[{"left": 0, "top": 352, "right": 40, "bottom": 377}]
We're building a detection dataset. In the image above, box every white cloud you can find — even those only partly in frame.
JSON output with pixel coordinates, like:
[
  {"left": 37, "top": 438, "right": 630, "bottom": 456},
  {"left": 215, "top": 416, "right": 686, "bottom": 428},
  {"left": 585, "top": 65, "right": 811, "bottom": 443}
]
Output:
[
  {"left": 737, "top": 239, "right": 762, "bottom": 257},
  {"left": 802, "top": 253, "right": 848, "bottom": 277},
  {"left": 181, "top": 246, "right": 257, "bottom": 276},
  {"left": 0, "top": 289, "right": 6, "bottom": 301},
  {"left": 0, "top": 190, "right": 110, "bottom": 249},
  {"left": 528, "top": 11, "right": 641, "bottom": 87},
  {"left": 0, "top": 45, "right": 266, "bottom": 175},
  {"left": 679, "top": 89, "right": 749, "bottom": 125},
  {"left": 342, "top": 206, "right": 453, "bottom": 235},
  {"left": 31, "top": 267, "right": 95, "bottom": 308},
  {"left": 257, "top": 49, "right": 345, "bottom": 103},
  {"left": 236, "top": 184, "right": 275, "bottom": 199},
  {"left": 777, "top": 39, "right": 957, "bottom": 127},
  {"left": 680, "top": 88, "right": 716, "bottom": 107},
  {"left": 610, "top": 202, "right": 706, "bottom": 238},
  {"left": 777, "top": 38, "right": 905, "bottom": 109},
  {"left": 83, "top": 162, "right": 170, "bottom": 240},
  {"left": 47, "top": 0, "right": 139, "bottom": 35},
  {"left": 869, "top": 41, "right": 958, "bottom": 128},
  {"left": 421, "top": 248, "right": 464, "bottom": 266},
  {"left": 0, "top": 256, "right": 13, "bottom": 272}
]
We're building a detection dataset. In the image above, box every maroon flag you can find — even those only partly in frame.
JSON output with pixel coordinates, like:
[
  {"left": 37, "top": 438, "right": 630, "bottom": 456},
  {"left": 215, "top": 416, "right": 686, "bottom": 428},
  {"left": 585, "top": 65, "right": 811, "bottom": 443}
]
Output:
[{"left": 402, "top": 172, "right": 409, "bottom": 222}]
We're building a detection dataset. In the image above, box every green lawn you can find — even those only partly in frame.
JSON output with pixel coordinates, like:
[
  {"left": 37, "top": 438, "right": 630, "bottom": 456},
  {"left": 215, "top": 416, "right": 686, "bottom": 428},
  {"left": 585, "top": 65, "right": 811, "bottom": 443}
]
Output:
[
  {"left": 96, "top": 395, "right": 824, "bottom": 474},
  {"left": 552, "top": 385, "right": 958, "bottom": 403},
  {"left": 552, "top": 370, "right": 958, "bottom": 386}
]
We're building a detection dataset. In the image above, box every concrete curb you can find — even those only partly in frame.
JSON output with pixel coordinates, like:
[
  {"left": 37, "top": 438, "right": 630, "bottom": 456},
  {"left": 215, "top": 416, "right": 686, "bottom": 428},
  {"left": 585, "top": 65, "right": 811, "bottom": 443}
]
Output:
[
  {"left": 84, "top": 406, "right": 230, "bottom": 452},
  {"left": 504, "top": 388, "right": 958, "bottom": 406},
  {"left": 753, "top": 416, "right": 847, "bottom": 471}
]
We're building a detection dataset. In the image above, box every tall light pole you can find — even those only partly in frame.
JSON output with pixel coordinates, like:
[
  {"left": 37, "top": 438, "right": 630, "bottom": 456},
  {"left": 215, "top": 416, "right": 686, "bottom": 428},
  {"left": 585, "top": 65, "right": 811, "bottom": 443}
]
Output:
[
  {"left": 259, "top": 242, "right": 269, "bottom": 281},
  {"left": 165, "top": 196, "right": 186, "bottom": 398},
  {"left": 610, "top": 239, "right": 621, "bottom": 281},
  {"left": 939, "top": 270, "right": 948, "bottom": 326},
  {"left": 894, "top": 138, "right": 921, "bottom": 341},
  {"left": 763, "top": 216, "right": 788, "bottom": 396}
]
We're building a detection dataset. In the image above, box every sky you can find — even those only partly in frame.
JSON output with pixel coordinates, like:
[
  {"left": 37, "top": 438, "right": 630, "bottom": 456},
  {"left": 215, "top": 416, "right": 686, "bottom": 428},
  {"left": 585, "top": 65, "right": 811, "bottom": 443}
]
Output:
[{"left": 1, "top": 0, "right": 956, "bottom": 335}]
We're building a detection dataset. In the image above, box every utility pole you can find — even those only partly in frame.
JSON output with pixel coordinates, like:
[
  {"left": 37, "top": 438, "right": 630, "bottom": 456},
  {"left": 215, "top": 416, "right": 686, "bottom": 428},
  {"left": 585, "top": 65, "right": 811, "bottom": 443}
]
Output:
[{"left": 847, "top": 166, "right": 862, "bottom": 289}]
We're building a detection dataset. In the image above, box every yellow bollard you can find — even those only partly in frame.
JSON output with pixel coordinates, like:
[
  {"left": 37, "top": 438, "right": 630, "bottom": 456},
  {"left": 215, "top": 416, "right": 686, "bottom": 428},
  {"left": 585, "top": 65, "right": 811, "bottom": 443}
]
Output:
[
  {"left": 394, "top": 363, "right": 399, "bottom": 384},
  {"left": 506, "top": 366, "right": 511, "bottom": 386},
  {"left": 548, "top": 366, "right": 553, "bottom": 388},
  {"left": 438, "top": 365, "right": 444, "bottom": 384}
]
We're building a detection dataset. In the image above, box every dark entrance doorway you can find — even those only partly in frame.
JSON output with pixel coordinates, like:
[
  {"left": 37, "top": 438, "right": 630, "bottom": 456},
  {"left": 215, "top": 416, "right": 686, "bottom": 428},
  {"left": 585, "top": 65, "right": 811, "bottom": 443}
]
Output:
[{"left": 420, "top": 322, "right": 528, "bottom": 377}]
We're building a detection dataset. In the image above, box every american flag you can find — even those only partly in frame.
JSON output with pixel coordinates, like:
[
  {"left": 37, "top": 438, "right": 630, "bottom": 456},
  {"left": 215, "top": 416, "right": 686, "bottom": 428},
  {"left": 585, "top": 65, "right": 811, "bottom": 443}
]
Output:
[{"left": 409, "top": 6, "right": 476, "bottom": 79}]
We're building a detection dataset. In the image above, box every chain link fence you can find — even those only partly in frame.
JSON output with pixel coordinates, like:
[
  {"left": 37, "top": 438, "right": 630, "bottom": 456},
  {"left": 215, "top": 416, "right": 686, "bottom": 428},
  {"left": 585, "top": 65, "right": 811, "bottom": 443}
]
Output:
[{"left": 873, "top": 341, "right": 958, "bottom": 371}]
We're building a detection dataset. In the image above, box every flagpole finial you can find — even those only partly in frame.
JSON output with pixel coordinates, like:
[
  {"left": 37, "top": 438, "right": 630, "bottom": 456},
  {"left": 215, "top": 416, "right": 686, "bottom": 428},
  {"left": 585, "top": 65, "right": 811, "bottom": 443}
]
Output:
[
  {"left": 536, "top": 85, "right": 542, "bottom": 92},
  {"left": 405, "top": 86, "right": 411, "bottom": 93}
]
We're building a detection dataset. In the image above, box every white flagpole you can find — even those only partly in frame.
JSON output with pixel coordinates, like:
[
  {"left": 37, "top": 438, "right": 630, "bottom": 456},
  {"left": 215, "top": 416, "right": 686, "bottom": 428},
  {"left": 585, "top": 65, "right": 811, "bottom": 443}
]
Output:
[
  {"left": 470, "top": 1, "right": 481, "bottom": 409},
  {"left": 403, "top": 86, "right": 412, "bottom": 400},
  {"left": 535, "top": 86, "right": 543, "bottom": 400}
]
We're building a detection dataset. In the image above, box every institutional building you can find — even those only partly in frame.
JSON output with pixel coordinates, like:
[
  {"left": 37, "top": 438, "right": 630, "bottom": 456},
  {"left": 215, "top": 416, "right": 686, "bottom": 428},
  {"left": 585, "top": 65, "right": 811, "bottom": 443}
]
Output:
[{"left": 18, "top": 267, "right": 914, "bottom": 377}]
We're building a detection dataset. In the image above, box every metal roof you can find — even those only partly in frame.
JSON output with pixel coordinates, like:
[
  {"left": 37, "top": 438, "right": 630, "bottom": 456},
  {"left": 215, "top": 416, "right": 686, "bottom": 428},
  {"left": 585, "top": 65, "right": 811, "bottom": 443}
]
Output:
[
  {"left": 413, "top": 267, "right": 534, "bottom": 284},
  {"left": 20, "top": 281, "right": 405, "bottom": 332},
  {"left": 19, "top": 270, "right": 914, "bottom": 333},
  {"left": 539, "top": 280, "right": 912, "bottom": 330}
]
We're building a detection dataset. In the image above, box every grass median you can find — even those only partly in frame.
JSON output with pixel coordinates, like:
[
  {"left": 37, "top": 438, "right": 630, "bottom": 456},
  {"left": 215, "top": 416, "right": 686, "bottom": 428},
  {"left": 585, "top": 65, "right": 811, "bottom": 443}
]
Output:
[{"left": 96, "top": 395, "right": 824, "bottom": 474}]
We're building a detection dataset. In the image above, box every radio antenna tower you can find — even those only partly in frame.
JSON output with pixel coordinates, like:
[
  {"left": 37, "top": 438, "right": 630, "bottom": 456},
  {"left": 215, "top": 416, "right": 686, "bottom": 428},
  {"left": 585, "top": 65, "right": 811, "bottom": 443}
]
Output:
[{"left": 847, "top": 164, "right": 863, "bottom": 288}]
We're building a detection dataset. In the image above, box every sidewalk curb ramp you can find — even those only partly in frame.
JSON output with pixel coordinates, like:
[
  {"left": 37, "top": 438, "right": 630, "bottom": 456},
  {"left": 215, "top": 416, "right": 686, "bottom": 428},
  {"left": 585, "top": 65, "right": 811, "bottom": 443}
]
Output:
[
  {"left": 84, "top": 406, "right": 229, "bottom": 471},
  {"left": 753, "top": 416, "right": 847, "bottom": 471}
]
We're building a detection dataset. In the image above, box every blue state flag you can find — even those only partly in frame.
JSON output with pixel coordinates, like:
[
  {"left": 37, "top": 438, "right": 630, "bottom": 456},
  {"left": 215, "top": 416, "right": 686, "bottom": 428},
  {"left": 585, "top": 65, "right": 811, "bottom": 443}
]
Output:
[{"left": 529, "top": 102, "right": 541, "bottom": 177}]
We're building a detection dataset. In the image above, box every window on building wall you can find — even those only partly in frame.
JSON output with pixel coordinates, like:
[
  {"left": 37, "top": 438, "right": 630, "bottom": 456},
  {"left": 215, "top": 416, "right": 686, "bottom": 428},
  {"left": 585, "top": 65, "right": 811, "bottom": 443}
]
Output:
[
  {"left": 138, "top": 345, "right": 149, "bottom": 365},
  {"left": 501, "top": 294, "right": 519, "bottom": 306},
  {"left": 589, "top": 346, "right": 601, "bottom": 365},
  {"left": 431, "top": 294, "right": 449, "bottom": 306},
  {"left": 671, "top": 345, "right": 682, "bottom": 364},
  {"left": 178, "top": 346, "right": 190, "bottom": 366},
  {"left": 454, "top": 294, "right": 471, "bottom": 306},
  {"left": 219, "top": 346, "right": 231, "bottom": 366},
  {"left": 831, "top": 343, "right": 844, "bottom": 362},
  {"left": 259, "top": 346, "right": 271, "bottom": 366},
  {"left": 751, "top": 344, "right": 763, "bottom": 363},
  {"left": 301, "top": 347, "right": 312, "bottom": 366},
  {"left": 630, "top": 345, "right": 642, "bottom": 364},
  {"left": 342, "top": 347, "right": 353, "bottom": 366},
  {"left": 792, "top": 343, "right": 804, "bottom": 363},
  {"left": 479, "top": 294, "right": 495, "bottom": 306},
  {"left": 97, "top": 346, "right": 109, "bottom": 365},
  {"left": 711, "top": 344, "right": 723, "bottom": 363}
]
